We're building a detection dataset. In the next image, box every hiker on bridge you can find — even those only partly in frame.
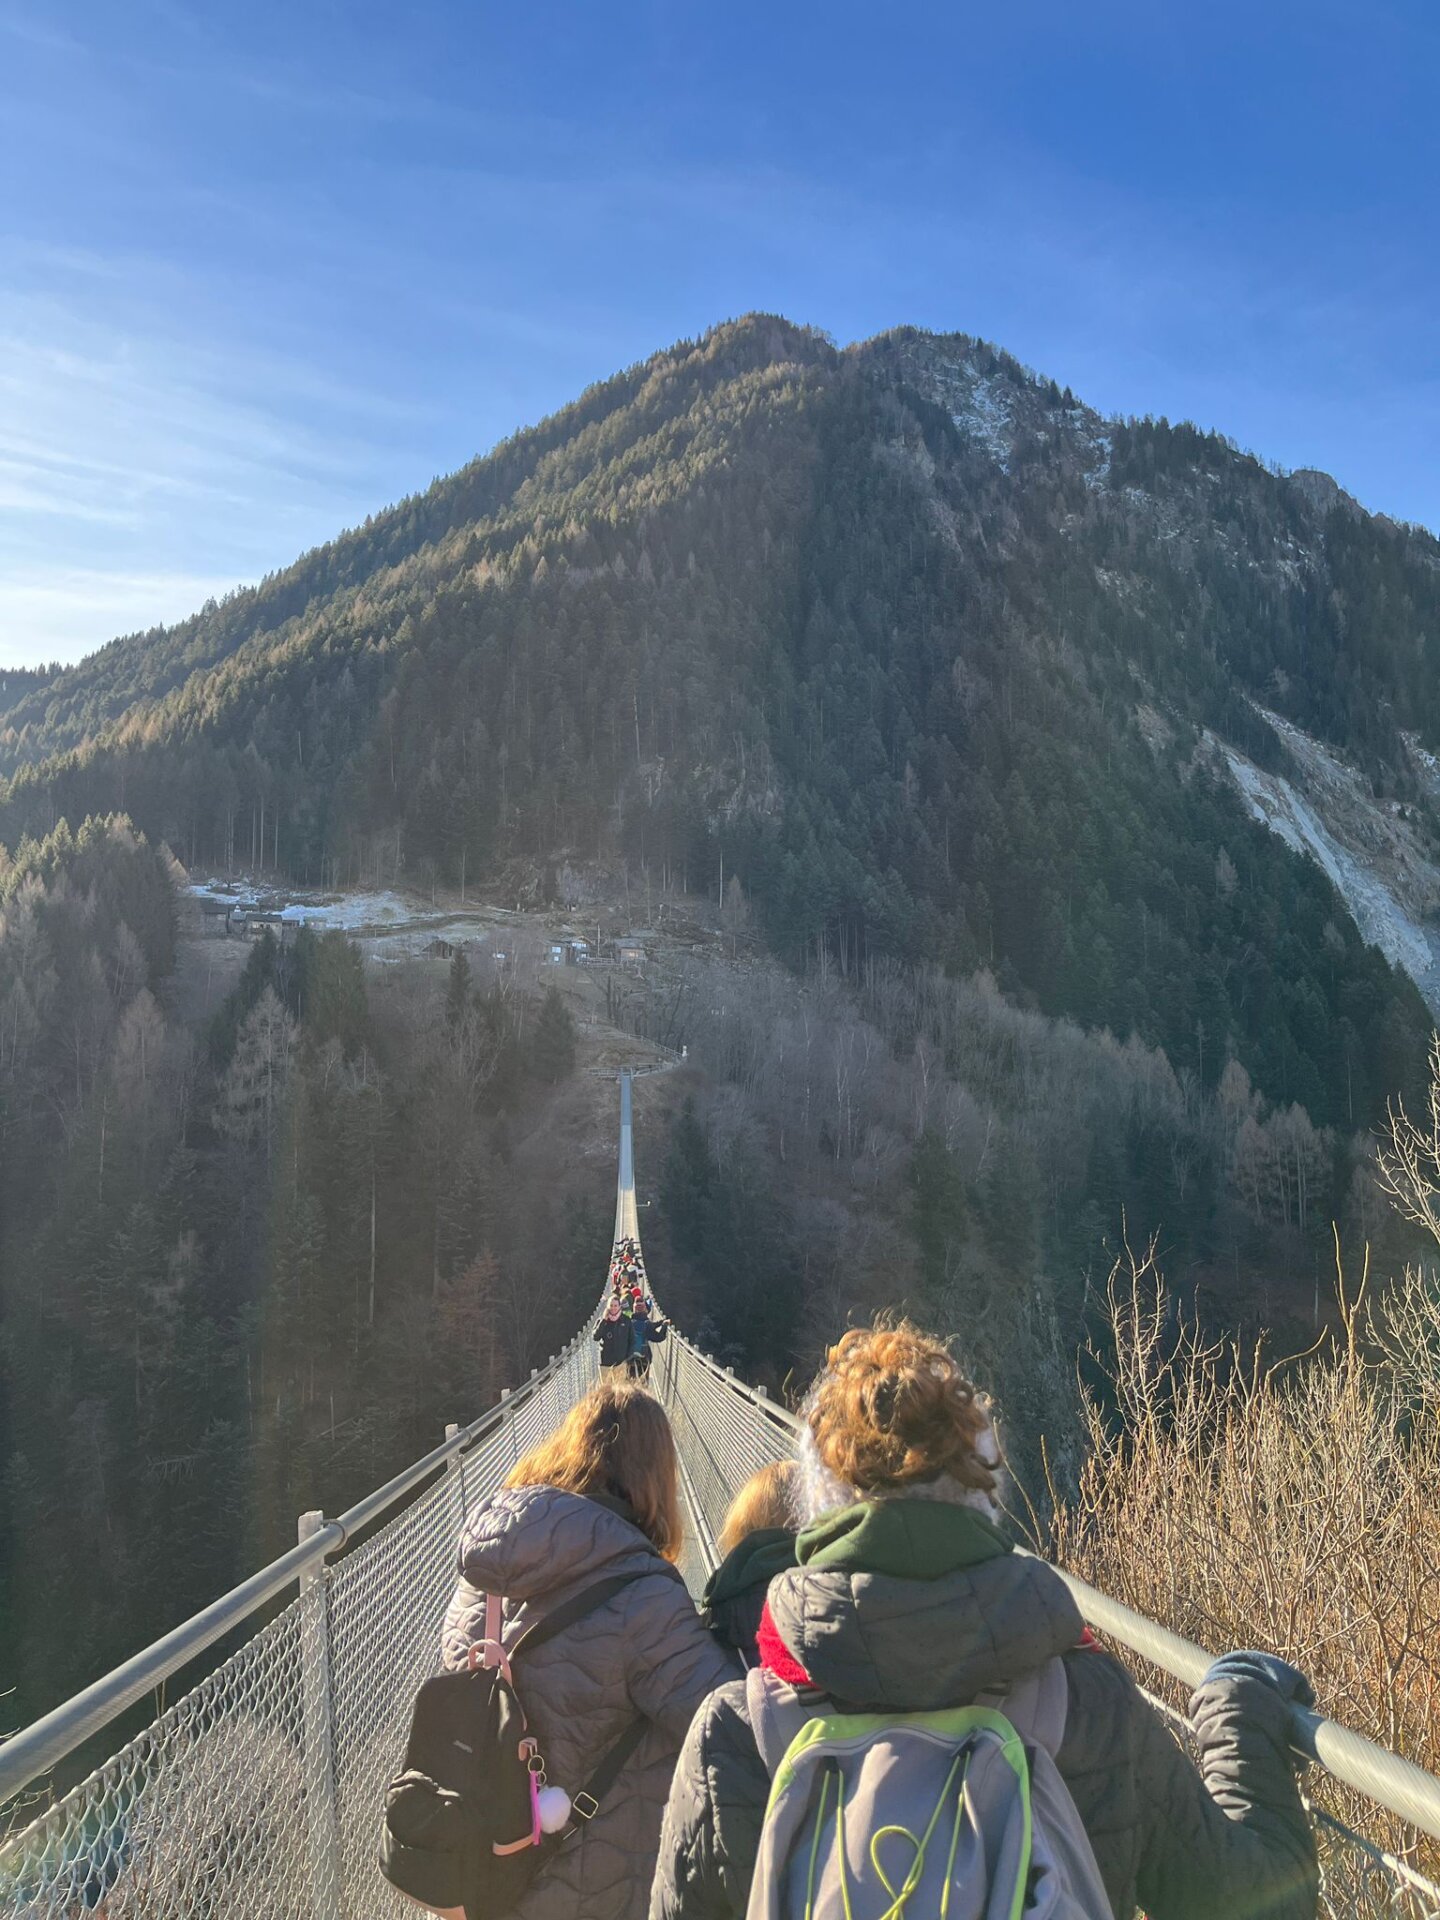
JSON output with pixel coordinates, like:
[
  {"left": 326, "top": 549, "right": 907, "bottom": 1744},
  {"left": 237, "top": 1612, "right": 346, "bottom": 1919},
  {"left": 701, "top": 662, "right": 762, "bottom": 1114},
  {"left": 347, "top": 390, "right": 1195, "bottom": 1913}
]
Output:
[
  {"left": 650, "top": 1320, "right": 1320, "bottom": 1920},
  {"left": 626, "top": 1297, "right": 668, "bottom": 1381},
  {"left": 437, "top": 1381, "right": 735, "bottom": 1920},
  {"left": 594, "top": 1297, "right": 632, "bottom": 1379},
  {"left": 702, "top": 1462, "right": 799, "bottom": 1666}
]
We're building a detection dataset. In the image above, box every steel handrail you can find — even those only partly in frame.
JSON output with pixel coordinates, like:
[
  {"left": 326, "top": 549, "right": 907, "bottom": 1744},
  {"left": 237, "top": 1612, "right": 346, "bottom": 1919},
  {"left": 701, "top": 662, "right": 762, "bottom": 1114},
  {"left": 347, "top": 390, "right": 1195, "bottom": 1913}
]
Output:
[
  {"left": 0, "top": 1332, "right": 582, "bottom": 1805},
  {"left": 1041, "top": 1560, "right": 1440, "bottom": 1845}
]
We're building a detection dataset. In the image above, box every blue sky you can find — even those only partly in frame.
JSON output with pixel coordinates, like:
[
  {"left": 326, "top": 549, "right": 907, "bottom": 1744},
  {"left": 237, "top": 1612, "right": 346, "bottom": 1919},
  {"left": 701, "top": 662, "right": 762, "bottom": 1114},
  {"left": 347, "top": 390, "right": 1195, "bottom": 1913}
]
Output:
[{"left": 2, "top": 0, "right": 1436, "bottom": 668}]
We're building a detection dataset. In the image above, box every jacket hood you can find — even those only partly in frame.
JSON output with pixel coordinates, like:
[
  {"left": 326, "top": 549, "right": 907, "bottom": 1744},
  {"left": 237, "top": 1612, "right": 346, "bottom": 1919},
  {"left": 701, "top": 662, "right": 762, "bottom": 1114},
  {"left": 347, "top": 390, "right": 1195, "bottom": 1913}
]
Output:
[
  {"left": 458, "top": 1483, "right": 662, "bottom": 1602},
  {"left": 703, "top": 1527, "right": 798, "bottom": 1612},
  {"left": 797, "top": 1497, "right": 1009, "bottom": 1577},
  {"left": 768, "top": 1499, "right": 1083, "bottom": 1710}
]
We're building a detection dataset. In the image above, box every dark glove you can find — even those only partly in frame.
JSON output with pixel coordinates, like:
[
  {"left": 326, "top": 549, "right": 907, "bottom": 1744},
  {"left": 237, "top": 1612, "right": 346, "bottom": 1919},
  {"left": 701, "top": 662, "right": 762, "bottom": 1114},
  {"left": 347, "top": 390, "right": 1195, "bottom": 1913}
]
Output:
[{"left": 1201, "top": 1650, "right": 1316, "bottom": 1709}]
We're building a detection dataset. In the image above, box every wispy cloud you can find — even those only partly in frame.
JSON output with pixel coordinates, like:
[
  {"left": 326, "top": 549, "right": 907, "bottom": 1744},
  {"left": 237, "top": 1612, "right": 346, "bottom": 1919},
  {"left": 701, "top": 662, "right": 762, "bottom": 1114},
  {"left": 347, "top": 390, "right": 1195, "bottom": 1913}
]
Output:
[
  {"left": 0, "top": 285, "right": 420, "bottom": 664},
  {"left": 0, "top": 566, "right": 241, "bottom": 668},
  {"left": 2, "top": 0, "right": 1434, "bottom": 676}
]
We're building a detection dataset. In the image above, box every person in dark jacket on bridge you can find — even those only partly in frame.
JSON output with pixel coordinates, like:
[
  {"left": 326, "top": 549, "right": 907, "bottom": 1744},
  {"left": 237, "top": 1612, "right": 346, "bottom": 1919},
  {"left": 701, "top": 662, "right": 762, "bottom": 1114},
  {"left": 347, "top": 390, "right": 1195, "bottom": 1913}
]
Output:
[
  {"left": 441, "top": 1381, "right": 736, "bottom": 1920},
  {"left": 650, "top": 1320, "right": 1319, "bottom": 1920},
  {"left": 627, "top": 1298, "right": 668, "bottom": 1381},
  {"left": 702, "top": 1462, "right": 799, "bottom": 1666},
  {"left": 595, "top": 1297, "right": 631, "bottom": 1378}
]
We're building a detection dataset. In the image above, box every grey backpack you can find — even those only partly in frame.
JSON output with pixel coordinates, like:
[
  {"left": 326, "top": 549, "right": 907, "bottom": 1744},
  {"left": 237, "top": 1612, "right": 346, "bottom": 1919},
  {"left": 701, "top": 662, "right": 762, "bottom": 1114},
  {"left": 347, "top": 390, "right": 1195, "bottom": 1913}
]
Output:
[{"left": 744, "top": 1659, "right": 1113, "bottom": 1920}]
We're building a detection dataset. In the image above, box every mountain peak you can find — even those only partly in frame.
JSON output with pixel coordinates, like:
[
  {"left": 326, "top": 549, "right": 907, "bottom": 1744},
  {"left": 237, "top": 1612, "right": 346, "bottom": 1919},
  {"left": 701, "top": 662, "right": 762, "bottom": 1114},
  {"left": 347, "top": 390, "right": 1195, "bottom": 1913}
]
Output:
[{"left": 1289, "top": 467, "right": 1363, "bottom": 520}]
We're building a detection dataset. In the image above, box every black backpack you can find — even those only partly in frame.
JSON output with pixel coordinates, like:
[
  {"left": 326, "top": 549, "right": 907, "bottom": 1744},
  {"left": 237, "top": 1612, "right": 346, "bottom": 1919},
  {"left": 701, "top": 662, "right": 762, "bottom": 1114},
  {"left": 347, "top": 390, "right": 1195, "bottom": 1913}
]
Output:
[{"left": 379, "top": 1573, "right": 656, "bottom": 1919}]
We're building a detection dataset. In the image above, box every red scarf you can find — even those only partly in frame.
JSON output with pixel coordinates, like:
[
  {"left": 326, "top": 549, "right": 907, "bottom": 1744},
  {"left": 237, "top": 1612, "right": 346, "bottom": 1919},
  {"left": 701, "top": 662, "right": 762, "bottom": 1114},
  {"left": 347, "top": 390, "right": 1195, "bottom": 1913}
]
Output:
[
  {"left": 757, "top": 1599, "right": 1100, "bottom": 1686},
  {"left": 756, "top": 1599, "right": 812, "bottom": 1686}
]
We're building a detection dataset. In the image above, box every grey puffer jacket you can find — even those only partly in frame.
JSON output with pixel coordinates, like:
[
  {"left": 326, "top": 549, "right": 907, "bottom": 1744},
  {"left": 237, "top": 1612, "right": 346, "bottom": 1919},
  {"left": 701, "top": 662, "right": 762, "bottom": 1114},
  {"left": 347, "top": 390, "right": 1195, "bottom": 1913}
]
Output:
[
  {"left": 442, "top": 1484, "right": 737, "bottom": 1920},
  {"left": 650, "top": 1549, "right": 1318, "bottom": 1920}
]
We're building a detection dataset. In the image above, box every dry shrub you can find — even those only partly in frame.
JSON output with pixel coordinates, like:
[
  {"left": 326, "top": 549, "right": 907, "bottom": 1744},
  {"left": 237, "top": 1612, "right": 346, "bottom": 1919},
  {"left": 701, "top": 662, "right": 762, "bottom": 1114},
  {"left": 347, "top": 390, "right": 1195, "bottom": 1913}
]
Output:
[{"left": 1045, "top": 1233, "right": 1440, "bottom": 1910}]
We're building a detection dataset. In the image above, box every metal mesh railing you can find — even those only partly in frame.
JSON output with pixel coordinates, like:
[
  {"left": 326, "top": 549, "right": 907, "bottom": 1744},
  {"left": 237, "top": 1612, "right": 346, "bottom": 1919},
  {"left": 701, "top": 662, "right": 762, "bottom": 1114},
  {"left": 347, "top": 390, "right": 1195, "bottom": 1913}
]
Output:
[
  {"left": 325, "top": 1346, "right": 597, "bottom": 1920},
  {"left": 653, "top": 1329, "right": 799, "bottom": 1577},
  {"left": 0, "top": 1334, "right": 597, "bottom": 1919},
  {"left": 1307, "top": 1812, "right": 1440, "bottom": 1920},
  {"left": 5, "top": 1067, "right": 1440, "bottom": 1917},
  {"left": 1, "top": 1602, "right": 315, "bottom": 1918},
  {"left": 1137, "top": 1686, "right": 1440, "bottom": 1919}
]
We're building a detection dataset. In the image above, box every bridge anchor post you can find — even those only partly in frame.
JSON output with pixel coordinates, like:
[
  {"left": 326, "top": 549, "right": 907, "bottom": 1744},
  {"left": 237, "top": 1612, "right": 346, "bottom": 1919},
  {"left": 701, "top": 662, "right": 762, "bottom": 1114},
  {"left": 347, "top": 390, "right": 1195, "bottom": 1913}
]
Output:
[
  {"left": 499, "top": 1385, "right": 518, "bottom": 1463},
  {"left": 298, "top": 1509, "right": 345, "bottom": 1916}
]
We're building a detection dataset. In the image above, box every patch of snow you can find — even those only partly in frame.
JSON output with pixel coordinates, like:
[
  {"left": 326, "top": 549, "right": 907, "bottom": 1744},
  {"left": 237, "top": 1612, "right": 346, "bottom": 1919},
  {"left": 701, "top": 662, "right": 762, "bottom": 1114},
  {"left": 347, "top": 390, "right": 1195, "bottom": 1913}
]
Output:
[
  {"left": 1083, "top": 431, "right": 1112, "bottom": 491},
  {"left": 185, "top": 881, "right": 516, "bottom": 959},
  {"left": 949, "top": 373, "right": 1012, "bottom": 469},
  {"left": 1402, "top": 730, "right": 1440, "bottom": 802},
  {"left": 900, "top": 353, "right": 1014, "bottom": 469},
  {"left": 189, "top": 883, "right": 446, "bottom": 933}
]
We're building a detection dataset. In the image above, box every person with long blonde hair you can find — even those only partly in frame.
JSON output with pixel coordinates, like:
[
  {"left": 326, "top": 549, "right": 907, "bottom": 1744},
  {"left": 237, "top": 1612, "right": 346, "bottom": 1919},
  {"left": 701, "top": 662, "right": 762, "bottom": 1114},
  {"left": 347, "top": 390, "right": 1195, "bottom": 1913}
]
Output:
[
  {"left": 440, "top": 1381, "right": 735, "bottom": 1920},
  {"left": 701, "top": 1462, "right": 798, "bottom": 1665}
]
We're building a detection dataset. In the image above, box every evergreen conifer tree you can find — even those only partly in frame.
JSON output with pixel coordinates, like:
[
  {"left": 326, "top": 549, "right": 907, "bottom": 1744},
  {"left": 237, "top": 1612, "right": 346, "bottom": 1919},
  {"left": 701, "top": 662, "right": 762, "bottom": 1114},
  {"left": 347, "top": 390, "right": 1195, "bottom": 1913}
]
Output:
[
  {"left": 533, "top": 985, "right": 576, "bottom": 1083},
  {"left": 445, "top": 947, "right": 472, "bottom": 1030}
]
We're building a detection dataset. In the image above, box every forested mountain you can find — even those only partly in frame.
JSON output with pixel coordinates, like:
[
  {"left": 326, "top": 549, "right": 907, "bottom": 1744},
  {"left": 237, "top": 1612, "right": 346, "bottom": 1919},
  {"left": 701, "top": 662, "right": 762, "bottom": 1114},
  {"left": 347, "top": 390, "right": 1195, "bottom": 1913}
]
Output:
[
  {"left": 4, "top": 315, "right": 1440, "bottom": 1744},
  {"left": 3, "top": 315, "right": 1437, "bottom": 1120}
]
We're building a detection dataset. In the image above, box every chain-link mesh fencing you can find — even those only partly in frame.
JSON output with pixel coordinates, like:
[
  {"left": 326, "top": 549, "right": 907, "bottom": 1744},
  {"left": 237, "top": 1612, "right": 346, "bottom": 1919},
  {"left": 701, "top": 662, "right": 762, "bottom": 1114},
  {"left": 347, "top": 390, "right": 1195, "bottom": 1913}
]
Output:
[
  {"left": 326, "top": 1335, "right": 598, "bottom": 1920},
  {"left": 1, "top": 1600, "right": 317, "bottom": 1919},
  {"left": 0, "top": 1333, "right": 597, "bottom": 1920},
  {"left": 654, "top": 1330, "right": 798, "bottom": 1553}
]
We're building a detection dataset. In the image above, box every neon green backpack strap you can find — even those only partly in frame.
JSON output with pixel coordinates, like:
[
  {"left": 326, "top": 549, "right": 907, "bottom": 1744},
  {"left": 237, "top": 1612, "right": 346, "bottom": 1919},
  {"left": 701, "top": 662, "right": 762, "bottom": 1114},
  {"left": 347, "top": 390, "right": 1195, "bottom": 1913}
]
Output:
[{"left": 750, "top": 1687, "right": 1035, "bottom": 1920}]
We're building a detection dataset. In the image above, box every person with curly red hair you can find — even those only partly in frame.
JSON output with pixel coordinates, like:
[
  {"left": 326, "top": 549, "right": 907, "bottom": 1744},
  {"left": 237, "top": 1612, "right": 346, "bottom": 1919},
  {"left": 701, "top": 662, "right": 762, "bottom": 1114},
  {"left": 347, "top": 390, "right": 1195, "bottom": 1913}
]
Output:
[{"left": 651, "top": 1318, "right": 1319, "bottom": 1920}]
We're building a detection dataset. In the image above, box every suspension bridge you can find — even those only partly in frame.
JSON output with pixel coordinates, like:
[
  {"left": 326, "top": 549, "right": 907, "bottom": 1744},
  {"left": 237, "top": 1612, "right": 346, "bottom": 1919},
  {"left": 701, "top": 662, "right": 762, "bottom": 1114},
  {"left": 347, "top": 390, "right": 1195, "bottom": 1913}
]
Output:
[{"left": 2, "top": 1071, "right": 1439, "bottom": 1916}]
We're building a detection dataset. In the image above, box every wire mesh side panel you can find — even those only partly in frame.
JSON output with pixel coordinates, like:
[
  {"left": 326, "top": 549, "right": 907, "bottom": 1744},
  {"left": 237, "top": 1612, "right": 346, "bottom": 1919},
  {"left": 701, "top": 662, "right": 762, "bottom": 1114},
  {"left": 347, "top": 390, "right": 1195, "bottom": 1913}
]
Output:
[
  {"left": 0, "top": 1340, "right": 599, "bottom": 1920},
  {"left": 0, "top": 1603, "right": 324, "bottom": 1920},
  {"left": 329, "top": 1336, "right": 597, "bottom": 1919},
  {"left": 656, "top": 1336, "right": 799, "bottom": 1574},
  {"left": 328, "top": 1431, "right": 505, "bottom": 1920},
  {"left": 1311, "top": 1816, "right": 1440, "bottom": 1920}
]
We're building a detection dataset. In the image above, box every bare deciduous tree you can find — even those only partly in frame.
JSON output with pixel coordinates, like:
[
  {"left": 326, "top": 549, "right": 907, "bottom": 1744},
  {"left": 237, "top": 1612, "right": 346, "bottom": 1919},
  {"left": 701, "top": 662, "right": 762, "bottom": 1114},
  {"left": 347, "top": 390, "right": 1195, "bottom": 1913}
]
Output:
[{"left": 1376, "top": 1032, "right": 1440, "bottom": 1245}]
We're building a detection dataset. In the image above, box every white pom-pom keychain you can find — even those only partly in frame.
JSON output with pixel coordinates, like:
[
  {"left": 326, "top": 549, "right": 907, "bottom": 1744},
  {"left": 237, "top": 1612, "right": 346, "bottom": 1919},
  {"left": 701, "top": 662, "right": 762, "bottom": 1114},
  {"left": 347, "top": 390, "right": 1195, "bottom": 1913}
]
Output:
[{"left": 535, "top": 1785, "right": 572, "bottom": 1833}]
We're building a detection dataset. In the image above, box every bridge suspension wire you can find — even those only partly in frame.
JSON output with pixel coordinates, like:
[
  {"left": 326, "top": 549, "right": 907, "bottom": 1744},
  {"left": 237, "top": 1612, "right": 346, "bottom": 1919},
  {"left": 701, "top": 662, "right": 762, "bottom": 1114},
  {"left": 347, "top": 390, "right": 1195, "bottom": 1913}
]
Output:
[{"left": 1, "top": 1071, "right": 1438, "bottom": 1916}]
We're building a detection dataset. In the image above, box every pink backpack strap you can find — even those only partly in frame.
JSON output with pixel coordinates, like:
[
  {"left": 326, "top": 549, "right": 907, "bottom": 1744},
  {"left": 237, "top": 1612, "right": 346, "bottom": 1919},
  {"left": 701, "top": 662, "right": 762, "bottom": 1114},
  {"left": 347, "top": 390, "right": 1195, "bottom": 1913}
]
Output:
[{"left": 469, "top": 1591, "right": 511, "bottom": 1678}]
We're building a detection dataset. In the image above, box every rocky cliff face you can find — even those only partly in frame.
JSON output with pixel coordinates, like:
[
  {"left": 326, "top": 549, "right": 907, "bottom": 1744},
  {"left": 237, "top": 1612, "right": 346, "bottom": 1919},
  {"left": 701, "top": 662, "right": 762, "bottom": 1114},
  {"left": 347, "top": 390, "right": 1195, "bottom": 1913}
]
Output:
[{"left": 1210, "top": 706, "right": 1440, "bottom": 1016}]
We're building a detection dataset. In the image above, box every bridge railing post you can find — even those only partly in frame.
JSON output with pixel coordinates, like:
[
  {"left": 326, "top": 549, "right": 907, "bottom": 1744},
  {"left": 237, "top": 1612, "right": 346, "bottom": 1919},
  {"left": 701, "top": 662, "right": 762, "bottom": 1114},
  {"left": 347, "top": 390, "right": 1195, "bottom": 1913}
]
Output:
[
  {"left": 297, "top": 1509, "right": 345, "bottom": 1916},
  {"left": 499, "top": 1385, "right": 518, "bottom": 1464},
  {"left": 445, "top": 1420, "right": 467, "bottom": 1530}
]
